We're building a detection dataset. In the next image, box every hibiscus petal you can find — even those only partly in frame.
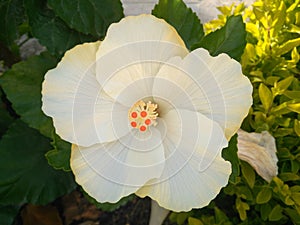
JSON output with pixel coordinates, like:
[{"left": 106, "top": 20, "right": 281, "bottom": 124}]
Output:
[
  {"left": 153, "top": 48, "right": 253, "bottom": 140},
  {"left": 42, "top": 42, "right": 129, "bottom": 147},
  {"left": 136, "top": 109, "right": 230, "bottom": 211},
  {"left": 96, "top": 15, "right": 188, "bottom": 105},
  {"left": 137, "top": 153, "right": 231, "bottom": 212},
  {"left": 112, "top": 77, "right": 156, "bottom": 109},
  {"left": 152, "top": 73, "right": 198, "bottom": 114},
  {"left": 159, "top": 108, "right": 228, "bottom": 175},
  {"left": 70, "top": 128, "right": 165, "bottom": 203},
  {"left": 94, "top": 92, "right": 130, "bottom": 144}
]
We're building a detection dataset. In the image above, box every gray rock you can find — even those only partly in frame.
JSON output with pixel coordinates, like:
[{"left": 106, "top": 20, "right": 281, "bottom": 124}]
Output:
[{"left": 19, "top": 37, "right": 46, "bottom": 60}]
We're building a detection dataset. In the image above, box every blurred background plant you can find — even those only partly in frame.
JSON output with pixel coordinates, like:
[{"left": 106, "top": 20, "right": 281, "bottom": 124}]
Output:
[{"left": 0, "top": 0, "right": 299, "bottom": 224}]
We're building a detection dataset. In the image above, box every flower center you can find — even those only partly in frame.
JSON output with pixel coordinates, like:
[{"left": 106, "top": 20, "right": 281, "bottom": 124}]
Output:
[{"left": 128, "top": 100, "right": 158, "bottom": 132}]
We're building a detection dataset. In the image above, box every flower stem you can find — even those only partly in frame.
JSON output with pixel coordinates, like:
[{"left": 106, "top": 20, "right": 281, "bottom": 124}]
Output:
[{"left": 149, "top": 200, "right": 170, "bottom": 225}]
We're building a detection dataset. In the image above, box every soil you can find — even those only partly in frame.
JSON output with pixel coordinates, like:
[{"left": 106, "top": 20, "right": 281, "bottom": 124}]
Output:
[{"left": 16, "top": 190, "right": 176, "bottom": 225}]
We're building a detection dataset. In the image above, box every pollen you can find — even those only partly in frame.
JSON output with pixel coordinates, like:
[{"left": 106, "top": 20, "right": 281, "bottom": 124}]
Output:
[{"left": 128, "top": 100, "right": 158, "bottom": 132}]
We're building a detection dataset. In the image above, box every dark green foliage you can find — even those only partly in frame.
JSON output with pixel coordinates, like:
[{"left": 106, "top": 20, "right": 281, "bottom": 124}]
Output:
[
  {"left": 0, "top": 205, "right": 21, "bottom": 225},
  {"left": 222, "top": 135, "right": 240, "bottom": 183},
  {"left": 24, "top": 0, "right": 97, "bottom": 56},
  {"left": 0, "top": 52, "right": 57, "bottom": 138},
  {"left": 48, "top": 0, "right": 124, "bottom": 37},
  {"left": 0, "top": 0, "right": 25, "bottom": 46},
  {"left": 152, "top": 0, "right": 204, "bottom": 49},
  {"left": 192, "top": 16, "right": 247, "bottom": 61},
  {"left": 0, "top": 120, "right": 76, "bottom": 205}
]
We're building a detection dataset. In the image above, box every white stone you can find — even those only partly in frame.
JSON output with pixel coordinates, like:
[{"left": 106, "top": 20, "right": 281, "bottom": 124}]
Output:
[{"left": 121, "top": 0, "right": 256, "bottom": 23}]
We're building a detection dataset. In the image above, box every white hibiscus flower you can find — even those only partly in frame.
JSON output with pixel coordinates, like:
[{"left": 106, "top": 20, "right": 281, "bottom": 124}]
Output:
[{"left": 42, "top": 14, "right": 252, "bottom": 212}]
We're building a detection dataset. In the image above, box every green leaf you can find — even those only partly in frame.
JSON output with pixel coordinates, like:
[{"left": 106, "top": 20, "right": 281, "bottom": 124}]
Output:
[
  {"left": 273, "top": 128, "right": 293, "bottom": 137},
  {"left": 269, "top": 204, "right": 283, "bottom": 221},
  {"left": 0, "top": 0, "right": 25, "bottom": 46},
  {"left": 252, "top": 3, "right": 264, "bottom": 22},
  {"left": 48, "top": 0, "right": 123, "bottom": 37},
  {"left": 188, "top": 217, "right": 204, "bottom": 225},
  {"left": 287, "top": 0, "right": 300, "bottom": 12},
  {"left": 259, "top": 83, "right": 273, "bottom": 111},
  {"left": 192, "top": 16, "right": 246, "bottom": 61},
  {"left": 84, "top": 191, "right": 134, "bottom": 212},
  {"left": 284, "top": 91, "right": 300, "bottom": 100},
  {"left": 238, "top": 186, "right": 253, "bottom": 201},
  {"left": 0, "top": 205, "right": 21, "bottom": 225},
  {"left": 256, "top": 187, "right": 272, "bottom": 204},
  {"left": 0, "top": 52, "right": 57, "bottom": 138},
  {"left": 279, "top": 172, "right": 300, "bottom": 182},
  {"left": 290, "top": 186, "right": 300, "bottom": 193},
  {"left": 236, "top": 197, "right": 249, "bottom": 221},
  {"left": 276, "top": 37, "right": 300, "bottom": 55},
  {"left": 272, "top": 76, "right": 294, "bottom": 96},
  {"left": 222, "top": 134, "right": 240, "bottom": 183},
  {"left": 214, "top": 207, "right": 230, "bottom": 223},
  {"left": 287, "top": 103, "right": 300, "bottom": 114},
  {"left": 291, "top": 160, "right": 300, "bottom": 174},
  {"left": 240, "top": 161, "right": 256, "bottom": 188},
  {"left": 291, "top": 47, "right": 299, "bottom": 63},
  {"left": 0, "top": 120, "right": 76, "bottom": 205},
  {"left": 0, "top": 90, "right": 14, "bottom": 137},
  {"left": 271, "top": 102, "right": 291, "bottom": 115},
  {"left": 176, "top": 212, "right": 191, "bottom": 225},
  {"left": 284, "top": 208, "right": 300, "bottom": 225},
  {"left": 272, "top": 1, "right": 286, "bottom": 35},
  {"left": 45, "top": 133, "right": 71, "bottom": 171},
  {"left": 284, "top": 196, "right": 294, "bottom": 206},
  {"left": 291, "top": 192, "right": 300, "bottom": 203},
  {"left": 152, "top": 0, "right": 204, "bottom": 49},
  {"left": 275, "top": 117, "right": 291, "bottom": 127},
  {"left": 294, "top": 119, "right": 300, "bottom": 136},
  {"left": 260, "top": 203, "right": 271, "bottom": 221},
  {"left": 272, "top": 177, "right": 292, "bottom": 201},
  {"left": 24, "top": 0, "right": 96, "bottom": 56}
]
